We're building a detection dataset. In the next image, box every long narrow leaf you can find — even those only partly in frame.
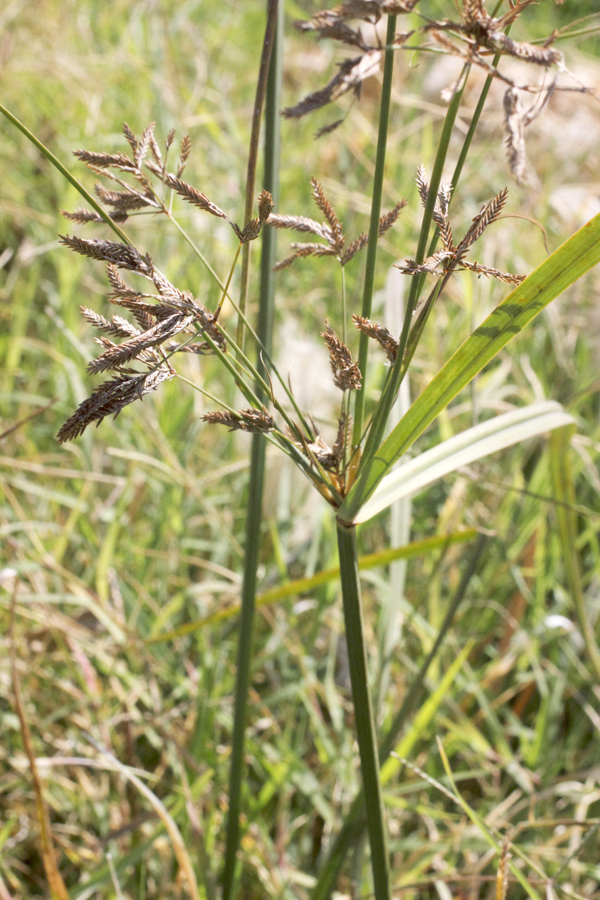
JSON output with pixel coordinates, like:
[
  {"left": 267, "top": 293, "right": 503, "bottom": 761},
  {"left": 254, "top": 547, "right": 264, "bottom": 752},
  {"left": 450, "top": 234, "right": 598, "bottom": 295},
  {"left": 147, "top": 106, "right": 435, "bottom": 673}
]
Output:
[
  {"left": 339, "top": 212, "right": 600, "bottom": 524},
  {"left": 356, "top": 401, "right": 574, "bottom": 523},
  {"left": 145, "top": 530, "right": 476, "bottom": 644}
]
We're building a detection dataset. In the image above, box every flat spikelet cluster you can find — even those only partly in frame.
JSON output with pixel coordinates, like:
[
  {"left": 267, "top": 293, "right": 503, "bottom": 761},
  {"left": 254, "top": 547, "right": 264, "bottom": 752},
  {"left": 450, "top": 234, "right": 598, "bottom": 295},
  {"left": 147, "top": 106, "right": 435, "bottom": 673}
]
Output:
[
  {"left": 396, "top": 167, "right": 524, "bottom": 286},
  {"left": 57, "top": 124, "right": 277, "bottom": 445},
  {"left": 268, "top": 177, "right": 405, "bottom": 269},
  {"left": 56, "top": 240, "right": 223, "bottom": 443}
]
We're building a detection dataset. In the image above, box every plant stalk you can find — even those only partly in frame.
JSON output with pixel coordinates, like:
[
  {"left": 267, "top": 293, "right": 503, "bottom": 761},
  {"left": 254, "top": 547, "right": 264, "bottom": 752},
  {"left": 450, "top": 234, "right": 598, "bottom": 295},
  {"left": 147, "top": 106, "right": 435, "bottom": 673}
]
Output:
[
  {"left": 236, "top": 0, "right": 280, "bottom": 354},
  {"left": 312, "top": 532, "right": 488, "bottom": 899},
  {"left": 336, "top": 523, "right": 391, "bottom": 900},
  {"left": 352, "top": 12, "right": 397, "bottom": 451},
  {"left": 221, "top": 3, "right": 282, "bottom": 897}
]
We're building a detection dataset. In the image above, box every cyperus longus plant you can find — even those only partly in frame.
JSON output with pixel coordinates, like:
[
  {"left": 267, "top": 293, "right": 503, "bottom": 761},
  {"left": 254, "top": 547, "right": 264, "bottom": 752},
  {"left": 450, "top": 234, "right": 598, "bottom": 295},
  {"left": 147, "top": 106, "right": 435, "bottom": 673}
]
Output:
[{"left": 3, "top": 1, "right": 600, "bottom": 899}]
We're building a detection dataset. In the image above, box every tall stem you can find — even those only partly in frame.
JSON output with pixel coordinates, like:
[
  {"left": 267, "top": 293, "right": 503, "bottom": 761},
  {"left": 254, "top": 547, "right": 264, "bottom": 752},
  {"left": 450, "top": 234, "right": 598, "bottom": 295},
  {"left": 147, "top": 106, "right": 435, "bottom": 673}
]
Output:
[
  {"left": 236, "top": 0, "right": 280, "bottom": 353},
  {"left": 352, "top": 13, "right": 397, "bottom": 450},
  {"left": 312, "top": 533, "right": 488, "bottom": 899},
  {"left": 336, "top": 523, "right": 391, "bottom": 900},
  {"left": 355, "top": 73, "right": 467, "bottom": 474},
  {"left": 221, "top": 3, "right": 281, "bottom": 898}
]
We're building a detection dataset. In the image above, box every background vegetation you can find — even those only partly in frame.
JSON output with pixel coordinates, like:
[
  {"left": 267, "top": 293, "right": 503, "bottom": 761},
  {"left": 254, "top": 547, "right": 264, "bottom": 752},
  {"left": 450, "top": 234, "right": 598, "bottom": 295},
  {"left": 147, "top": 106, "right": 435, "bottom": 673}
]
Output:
[{"left": 1, "top": 1, "right": 599, "bottom": 898}]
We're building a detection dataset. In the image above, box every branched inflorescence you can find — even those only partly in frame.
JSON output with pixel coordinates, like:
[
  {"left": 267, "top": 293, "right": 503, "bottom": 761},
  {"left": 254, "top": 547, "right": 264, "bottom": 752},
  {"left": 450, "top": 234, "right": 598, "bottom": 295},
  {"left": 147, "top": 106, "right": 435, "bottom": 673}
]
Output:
[
  {"left": 58, "top": 124, "right": 274, "bottom": 444},
  {"left": 57, "top": 109, "right": 525, "bottom": 504},
  {"left": 286, "top": 0, "right": 587, "bottom": 182},
  {"left": 396, "top": 166, "right": 524, "bottom": 285}
]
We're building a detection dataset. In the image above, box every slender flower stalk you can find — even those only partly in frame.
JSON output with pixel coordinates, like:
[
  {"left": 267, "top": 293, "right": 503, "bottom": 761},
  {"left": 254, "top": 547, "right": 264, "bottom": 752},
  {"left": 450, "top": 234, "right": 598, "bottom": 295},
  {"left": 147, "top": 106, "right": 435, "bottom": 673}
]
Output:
[{"left": 221, "top": 3, "right": 282, "bottom": 898}]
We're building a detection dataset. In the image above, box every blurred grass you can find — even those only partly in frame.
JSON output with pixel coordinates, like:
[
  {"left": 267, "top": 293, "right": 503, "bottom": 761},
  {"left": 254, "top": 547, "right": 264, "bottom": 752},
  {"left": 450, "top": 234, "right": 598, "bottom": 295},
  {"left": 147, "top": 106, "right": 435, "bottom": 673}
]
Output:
[{"left": 1, "top": 1, "right": 600, "bottom": 898}]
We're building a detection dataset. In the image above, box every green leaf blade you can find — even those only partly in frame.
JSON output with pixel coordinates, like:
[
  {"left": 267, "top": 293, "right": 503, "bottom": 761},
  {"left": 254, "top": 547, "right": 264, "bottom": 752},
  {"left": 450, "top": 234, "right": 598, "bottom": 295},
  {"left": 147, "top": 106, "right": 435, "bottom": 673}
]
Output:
[
  {"left": 339, "top": 212, "right": 600, "bottom": 524},
  {"left": 355, "top": 401, "right": 574, "bottom": 524}
]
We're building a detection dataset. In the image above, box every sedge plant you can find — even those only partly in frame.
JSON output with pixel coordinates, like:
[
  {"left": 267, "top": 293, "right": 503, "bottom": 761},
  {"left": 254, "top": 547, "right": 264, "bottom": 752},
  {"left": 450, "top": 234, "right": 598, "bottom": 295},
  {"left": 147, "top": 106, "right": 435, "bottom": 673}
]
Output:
[{"left": 3, "top": 1, "right": 600, "bottom": 898}]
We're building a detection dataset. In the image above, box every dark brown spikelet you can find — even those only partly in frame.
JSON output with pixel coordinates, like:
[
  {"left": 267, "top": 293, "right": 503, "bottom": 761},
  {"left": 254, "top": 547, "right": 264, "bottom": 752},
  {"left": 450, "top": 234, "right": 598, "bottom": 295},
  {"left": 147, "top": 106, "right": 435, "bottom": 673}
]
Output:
[
  {"left": 311, "top": 178, "right": 343, "bottom": 250},
  {"left": 459, "top": 260, "right": 525, "bottom": 285},
  {"left": 352, "top": 314, "right": 399, "bottom": 363},
  {"left": 164, "top": 174, "right": 229, "bottom": 220},
  {"left": 201, "top": 407, "right": 275, "bottom": 433},
  {"left": 80, "top": 307, "right": 141, "bottom": 340},
  {"left": 236, "top": 191, "right": 275, "bottom": 244},
  {"left": 304, "top": 434, "right": 338, "bottom": 470},
  {"left": 456, "top": 188, "right": 509, "bottom": 255},
  {"left": 73, "top": 150, "right": 137, "bottom": 171},
  {"left": 177, "top": 135, "right": 192, "bottom": 176},
  {"left": 258, "top": 190, "right": 274, "bottom": 224},
  {"left": 87, "top": 314, "right": 193, "bottom": 375},
  {"left": 57, "top": 367, "right": 175, "bottom": 443},
  {"left": 321, "top": 324, "right": 361, "bottom": 391},
  {"left": 59, "top": 235, "right": 154, "bottom": 275},
  {"left": 282, "top": 50, "right": 381, "bottom": 120},
  {"left": 61, "top": 209, "right": 113, "bottom": 225}
]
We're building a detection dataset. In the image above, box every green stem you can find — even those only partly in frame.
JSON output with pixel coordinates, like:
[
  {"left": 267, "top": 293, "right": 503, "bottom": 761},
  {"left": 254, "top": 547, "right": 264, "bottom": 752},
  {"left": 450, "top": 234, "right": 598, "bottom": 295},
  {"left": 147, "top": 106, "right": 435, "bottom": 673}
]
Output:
[
  {"left": 312, "top": 532, "right": 488, "bottom": 900},
  {"left": 357, "top": 69, "right": 468, "bottom": 470},
  {"left": 221, "top": 3, "right": 281, "bottom": 897},
  {"left": 550, "top": 428, "right": 600, "bottom": 682},
  {"left": 336, "top": 523, "right": 391, "bottom": 900},
  {"left": 236, "top": 0, "right": 280, "bottom": 354},
  {"left": 352, "top": 12, "right": 397, "bottom": 450}
]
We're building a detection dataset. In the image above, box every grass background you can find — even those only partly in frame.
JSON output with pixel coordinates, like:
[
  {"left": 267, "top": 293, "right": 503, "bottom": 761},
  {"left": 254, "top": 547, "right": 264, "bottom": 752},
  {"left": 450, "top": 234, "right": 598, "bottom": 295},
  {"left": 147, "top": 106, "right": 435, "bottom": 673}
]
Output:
[{"left": 1, "top": 2, "right": 600, "bottom": 898}]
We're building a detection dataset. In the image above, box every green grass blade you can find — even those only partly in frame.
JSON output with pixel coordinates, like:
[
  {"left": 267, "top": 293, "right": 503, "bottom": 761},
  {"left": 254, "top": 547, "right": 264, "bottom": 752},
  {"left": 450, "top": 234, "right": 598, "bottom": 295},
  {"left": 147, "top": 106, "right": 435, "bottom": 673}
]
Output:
[
  {"left": 550, "top": 426, "right": 600, "bottom": 681},
  {"left": 145, "top": 530, "right": 476, "bottom": 644},
  {"left": 339, "top": 212, "right": 600, "bottom": 524},
  {"left": 356, "top": 401, "right": 574, "bottom": 523},
  {"left": 436, "top": 740, "right": 542, "bottom": 900},
  {"left": 0, "top": 103, "right": 131, "bottom": 244}
]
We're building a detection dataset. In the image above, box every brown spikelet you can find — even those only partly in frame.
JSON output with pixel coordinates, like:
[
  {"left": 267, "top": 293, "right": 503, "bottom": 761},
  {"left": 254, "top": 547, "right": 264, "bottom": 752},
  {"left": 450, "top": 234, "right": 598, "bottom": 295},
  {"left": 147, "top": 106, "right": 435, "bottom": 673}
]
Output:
[
  {"left": 310, "top": 178, "right": 343, "bottom": 250},
  {"left": 379, "top": 199, "right": 408, "bottom": 236},
  {"left": 340, "top": 233, "right": 368, "bottom": 266},
  {"left": 202, "top": 407, "right": 275, "bottom": 433},
  {"left": 74, "top": 149, "right": 137, "bottom": 171},
  {"left": 150, "top": 131, "right": 163, "bottom": 165},
  {"left": 57, "top": 367, "right": 175, "bottom": 443},
  {"left": 164, "top": 174, "right": 229, "bottom": 220},
  {"left": 177, "top": 134, "right": 192, "bottom": 176},
  {"left": 282, "top": 50, "right": 381, "bottom": 120},
  {"left": 304, "top": 434, "right": 339, "bottom": 470},
  {"left": 456, "top": 188, "right": 509, "bottom": 254},
  {"left": 165, "top": 128, "right": 176, "bottom": 151},
  {"left": 321, "top": 323, "right": 361, "bottom": 391},
  {"left": 135, "top": 122, "right": 155, "bottom": 168},
  {"left": 266, "top": 214, "right": 329, "bottom": 239},
  {"left": 87, "top": 314, "right": 193, "bottom": 374},
  {"left": 122, "top": 122, "right": 138, "bottom": 156},
  {"left": 258, "top": 190, "right": 274, "bottom": 224},
  {"left": 61, "top": 209, "right": 110, "bottom": 224},
  {"left": 503, "top": 88, "right": 529, "bottom": 184},
  {"left": 459, "top": 260, "right": 525, "bottom": 284},
  {"left": 273, "top": 242, "right": 337, "bottom": 270},
  {"left": 59, "top": 235, "right": 154, "bottom": 275},
  {"left": 352, "top": 314, "right": 399, "bottom": 363},
  {"left": 416, "top": 165, "right": 429, "bottom": 208},
  {"left": 80, "top": 307, "right": 141, "bottom": 339},
  {"left": 94, "top": 183, "right": 156, "bottom": 212}
]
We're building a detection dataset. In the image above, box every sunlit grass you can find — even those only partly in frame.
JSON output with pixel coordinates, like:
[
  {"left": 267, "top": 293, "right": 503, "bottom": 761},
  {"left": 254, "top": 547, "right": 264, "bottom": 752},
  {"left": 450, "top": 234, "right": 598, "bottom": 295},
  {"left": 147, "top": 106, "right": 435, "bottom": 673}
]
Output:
[{"left": 1, "top": 2, "right": 600, "bottom": 899}]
